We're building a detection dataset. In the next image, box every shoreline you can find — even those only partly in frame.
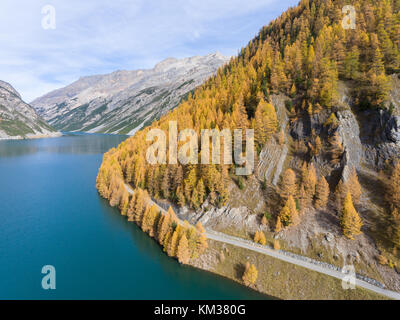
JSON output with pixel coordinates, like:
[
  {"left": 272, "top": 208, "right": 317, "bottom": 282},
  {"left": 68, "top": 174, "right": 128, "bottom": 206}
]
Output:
[
  {"left": 0, "top": 131, "right": 62, "bottom": 141},
  {"left": 120, "top": 184, "right": 392, "bottom": 300}
]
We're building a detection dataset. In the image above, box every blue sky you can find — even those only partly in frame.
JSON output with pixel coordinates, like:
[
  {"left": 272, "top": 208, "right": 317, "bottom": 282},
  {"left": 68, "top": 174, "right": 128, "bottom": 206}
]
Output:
[{"left": 0, "top": 0, "right": 299, "bottom": 102}]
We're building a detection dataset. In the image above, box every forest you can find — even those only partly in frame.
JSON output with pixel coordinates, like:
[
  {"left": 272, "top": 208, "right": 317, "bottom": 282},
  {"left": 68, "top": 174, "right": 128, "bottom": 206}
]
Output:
[{"left": 97, "top": 0, "right": 400, "bottom": 264}]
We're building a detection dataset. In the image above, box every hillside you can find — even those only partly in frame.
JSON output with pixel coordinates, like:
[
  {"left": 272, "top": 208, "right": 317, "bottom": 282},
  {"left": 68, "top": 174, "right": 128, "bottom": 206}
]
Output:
[
  {"left": 96, "top": 0, "right": 400, "bottom": 296},
  {"left": 31, "top": 53, "right": 229, "bottom": 135},
  {"left": 0, "top": 81, "right": 59, "bottom": 140}
]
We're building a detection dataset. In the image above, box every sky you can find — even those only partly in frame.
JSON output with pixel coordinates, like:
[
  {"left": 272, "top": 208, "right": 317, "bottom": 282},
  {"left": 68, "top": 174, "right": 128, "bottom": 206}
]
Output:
[{"left": 0, "top": 0, "right": 299, "bottom": 102}]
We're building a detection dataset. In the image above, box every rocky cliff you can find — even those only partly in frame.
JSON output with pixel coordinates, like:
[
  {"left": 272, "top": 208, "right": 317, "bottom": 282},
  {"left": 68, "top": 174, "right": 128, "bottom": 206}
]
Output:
[
  {"left": 31, "top": 53, "right": 229, "bottom": 135},
  {"left": 0, "top": 81, "right": 59, "bottom": 140}
]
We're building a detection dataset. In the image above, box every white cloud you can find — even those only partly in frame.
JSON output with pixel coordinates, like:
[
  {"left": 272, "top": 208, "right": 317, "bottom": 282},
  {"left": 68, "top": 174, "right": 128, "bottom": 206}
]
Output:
[{"left": 0, "top": 0, "right": 298, "bottom": 102}]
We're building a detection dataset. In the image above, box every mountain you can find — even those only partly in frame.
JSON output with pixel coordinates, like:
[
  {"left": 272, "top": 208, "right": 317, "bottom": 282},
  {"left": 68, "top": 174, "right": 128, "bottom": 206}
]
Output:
[
  {"left": 96, "top": 0, "right": 400, "bottom": 298},
  {"left": 0, "top": 81, "right": 59, "bottom": 140},
  {"left": 31, "top": 53, "right": 229, "bottom": 135}
]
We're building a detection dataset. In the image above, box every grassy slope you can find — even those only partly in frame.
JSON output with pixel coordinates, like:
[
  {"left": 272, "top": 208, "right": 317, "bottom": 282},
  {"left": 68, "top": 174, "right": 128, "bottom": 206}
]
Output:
[{"left": 193, "top": 240, "right": 387, "bottom": 300}]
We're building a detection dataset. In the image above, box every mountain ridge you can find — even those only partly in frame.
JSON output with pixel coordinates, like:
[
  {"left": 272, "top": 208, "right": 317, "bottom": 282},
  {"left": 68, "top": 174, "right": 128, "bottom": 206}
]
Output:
[
  {"left": 32, "top": 52, "right": 230, "bottom": 135},
  {"left": 0, "top": 81, "right": 59, "bottom": 140}
]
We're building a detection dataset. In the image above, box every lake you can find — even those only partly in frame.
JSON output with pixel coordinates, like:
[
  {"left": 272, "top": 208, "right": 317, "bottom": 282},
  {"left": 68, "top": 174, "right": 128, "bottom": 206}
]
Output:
[{"left": 0, "top": 133, "right": 267, "bottom": 299}]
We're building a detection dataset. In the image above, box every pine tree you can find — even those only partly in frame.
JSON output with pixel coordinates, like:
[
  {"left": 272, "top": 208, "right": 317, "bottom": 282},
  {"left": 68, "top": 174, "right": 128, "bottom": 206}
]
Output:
[
  {"left": 177, "top": 234, "right": 190, "bottom": 264},
  {"left": 315, "top": 176, "right": 330, "bottom": 209},
  {"left": 341, "top": 193, "right": 363, "bottom": 240}
]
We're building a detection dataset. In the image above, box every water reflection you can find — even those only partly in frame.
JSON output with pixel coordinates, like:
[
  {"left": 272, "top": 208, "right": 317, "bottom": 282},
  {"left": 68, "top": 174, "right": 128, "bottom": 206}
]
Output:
[{"left": 0, "top": 133, "right": 129, "bottom": 158}]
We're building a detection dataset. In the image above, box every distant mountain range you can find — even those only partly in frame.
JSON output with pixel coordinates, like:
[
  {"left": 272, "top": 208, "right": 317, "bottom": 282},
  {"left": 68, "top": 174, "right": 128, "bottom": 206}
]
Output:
[
  {"left": 0, "top": 81, "right": 59, "bottom": 140},
  {"left": 31, "top": 53, "right": 229, "bottom": 135}
]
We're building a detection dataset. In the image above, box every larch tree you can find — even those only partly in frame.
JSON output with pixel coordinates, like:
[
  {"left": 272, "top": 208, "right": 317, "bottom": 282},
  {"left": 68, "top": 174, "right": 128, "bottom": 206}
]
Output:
[
  {"left": 141, "top": 204, "right": 152, "bottom": 233},
  {"left": 157, "top": 207, "right": 176, "bottom": 245},
  {"left": 163, "top": 231, "right": 172, "bottom": 253},
  {"left": 348, "top": 168, "right": 362, "bottom": 205},
  {"left": 278, "top": 168, "right": 297, "bottom": 202},
  {"left": 287, "top": 195, "right": 299, "bottom": 225},
  {"left": 301, "top": 162, "right": 317, "bottom": 206},
  {"left": 275, "top": 216, "right": 282, "bottom": 233},
  {"left": 335, "top": 179, "right": 348, "bottom": 211},
  {"left": 127, "top": 192, "right": 137, "bottom": 221},
  {"left": 390, "top": 208, "right": 400, "bottom": 250},
  {"left": 329, "top": 131, "right": 344, "bottom": 165},
  {"left": 195, "top": 221, "right": 205, "bottom": 234},
  {"left": 315, "top": 176, "right": 330, "bottom": 209},
  {"left": 167, "top": 230, "right": 179, "bottom": 257},
  {"left": 242, "top": 262, "right": 258, "bottom": 286},
  {"left": 279, "top": 199, "right": 293, "bottom": 227},
  {"left": 387, "top": 162, "right": 400, "bottom": 209},
  {"left": 134, "top": 189, "right": 147, "bottom": 224},
  {"left": 177, "top": 234, "right": 190, "bottom": 264},
  {"left": 119, "top": 190, "right": 130, "bottom": 216},
  {"left": 253, "top": 231, "right": 261, "bottom": 244},
  {"left": 341, "top": 193, "right": 363, "bottom": 240},
  {"left": 197, "top": 233, "right": 208, "bottom": 254},
  {"left": 254, "top": 99, "right": 278, "bottom": 147}
]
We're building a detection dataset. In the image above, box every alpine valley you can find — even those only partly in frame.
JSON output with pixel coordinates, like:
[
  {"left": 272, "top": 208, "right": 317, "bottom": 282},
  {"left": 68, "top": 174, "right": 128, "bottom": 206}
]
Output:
[{"left": 31, "top": 53, "right": 229, "bottom": 135}]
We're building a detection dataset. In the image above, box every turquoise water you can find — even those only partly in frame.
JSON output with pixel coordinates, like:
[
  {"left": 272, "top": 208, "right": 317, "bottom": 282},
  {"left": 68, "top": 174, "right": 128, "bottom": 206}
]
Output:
[{"left": 0, "top": 133, "right": 267, "bottom": 299}]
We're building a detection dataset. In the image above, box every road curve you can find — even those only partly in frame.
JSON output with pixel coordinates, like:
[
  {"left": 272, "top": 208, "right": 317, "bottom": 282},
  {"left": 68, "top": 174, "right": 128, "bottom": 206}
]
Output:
[{"left": 124, "top": 184, "right": 400, "bottom": 300}]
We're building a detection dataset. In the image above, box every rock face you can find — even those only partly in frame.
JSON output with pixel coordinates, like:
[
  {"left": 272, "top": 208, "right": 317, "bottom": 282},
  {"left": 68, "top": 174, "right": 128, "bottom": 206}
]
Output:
[
  {"left": 31, "top": 53, "right": 229, "bottom": 135},
  {"left": 257, "top": 94, "right": 289, "bottom": 185},
  {"left": 336, "top": 109, "right": 363, "bottom": 181},
  {"left": 386, "top": 116, "right": 400, "bottom": 144},
  {"left": 0, "top": 81, "right": 58, "bottom": 140}
]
